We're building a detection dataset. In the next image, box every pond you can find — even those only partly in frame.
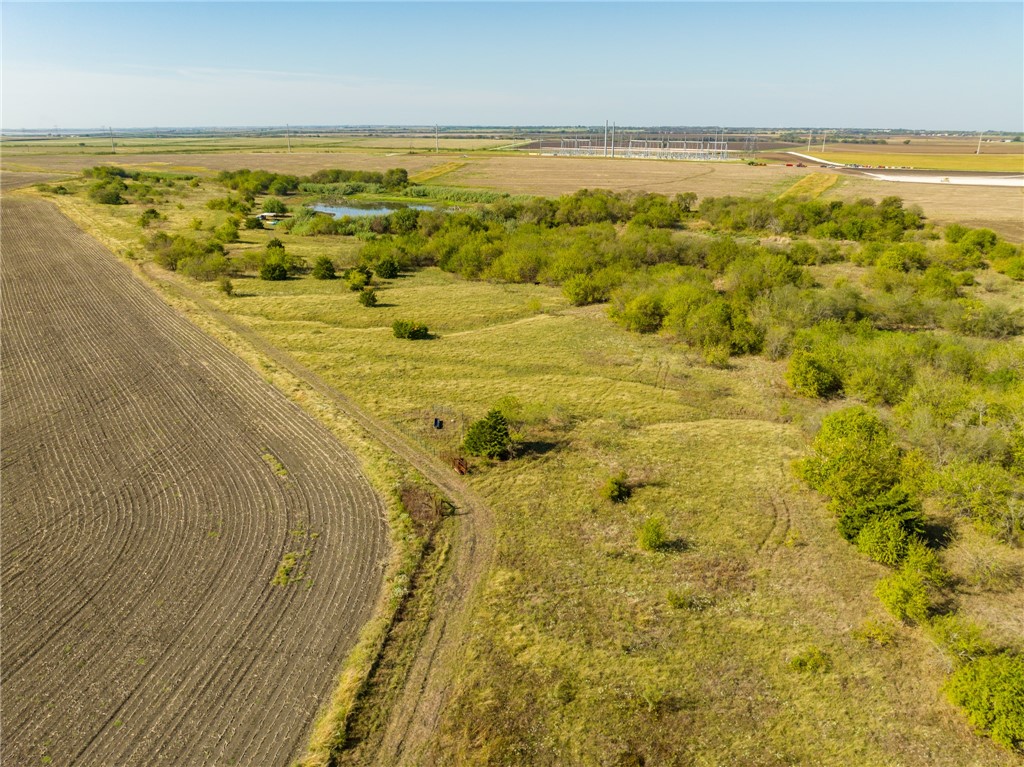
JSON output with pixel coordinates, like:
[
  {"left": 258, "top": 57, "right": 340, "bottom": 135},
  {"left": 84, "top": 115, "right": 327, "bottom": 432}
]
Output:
[{"left": 310, "top": 201, "right": 434, "bottom": 219}]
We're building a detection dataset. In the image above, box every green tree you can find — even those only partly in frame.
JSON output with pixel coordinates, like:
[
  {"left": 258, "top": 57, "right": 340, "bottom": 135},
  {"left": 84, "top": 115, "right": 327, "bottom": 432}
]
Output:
[
  {"left": 383, "top": 168, "right": 409, "bottom": 190},
  {"left": 837, "top": 487, "right": 923, "bottom": 543},
  {"left": 311, "top": 256, "right": 336, "bottom": 280},
  {"left": 463, "top": 409, "right": 513, "bottom": 459},
  {"left": 797, "top": 406, "right": 902, "bottom": 510},
  {"left": 260, "top": 260, "right": 288, "bottom": 281}
]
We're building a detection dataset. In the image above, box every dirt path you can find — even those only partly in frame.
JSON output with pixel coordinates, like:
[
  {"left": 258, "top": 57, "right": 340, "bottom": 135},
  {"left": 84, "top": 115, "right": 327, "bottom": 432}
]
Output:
[
  {"left": 138, "top": 265, "right": 496, "bottom": 765},
  {"left": 0, "top": 197, "right": 388, "bottom": 766}
]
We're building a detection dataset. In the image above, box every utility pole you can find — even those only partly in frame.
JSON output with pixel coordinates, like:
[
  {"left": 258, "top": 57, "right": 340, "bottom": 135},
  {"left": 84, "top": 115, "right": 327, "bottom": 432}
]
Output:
[
  {"left": 604, "top": 120, "right": 608, "bottom": 157},
  {"left": 286, "top": 124, "right": 292, "bottom": 153},
  {"left": 976, "top": 130, "right": 983, "bottom": 155},
  {"left": 611, "top": 122, "right": 615, "bottom": 158},
  {"left": 435, "top": 124, "right": 439, "bottom": 153},
  {"left": 109, "top": 126, "right": 115, "bottom": 153},
  {"left": 821, "top": 130, "right": 827, "bottom": 153},
  {"left": 807, "top": 131, "right": 812, "bottom": 151}
]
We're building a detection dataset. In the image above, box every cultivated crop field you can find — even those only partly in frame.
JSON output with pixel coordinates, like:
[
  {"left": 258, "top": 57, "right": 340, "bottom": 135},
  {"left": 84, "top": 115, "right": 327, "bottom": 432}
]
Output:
[{"left": 0, "top": 197, "right": 389, "bottom": 766}]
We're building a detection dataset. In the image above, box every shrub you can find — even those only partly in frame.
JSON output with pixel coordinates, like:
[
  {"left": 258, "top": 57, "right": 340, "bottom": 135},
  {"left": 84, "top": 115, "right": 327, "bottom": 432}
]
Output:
[
  {"left": 260, "top": 261, "right": 288, "bottom": 281},
  {"left": 837, "top": 486, "right": 924, "bottom": 543},
  {"left": 206, "top": 194, "right": 252, "bottom": 215},
  {"left": 638, "top": 516, "right": 668, "bottom": 552},
  {"left": 358, "top": 288, "right": 378, "bottom": 307},
  {"left": 463, "top": 409, "right": 513, "bottom": 459},
  {"left": 178, "top": 254, "right": 229, "bottom": 282},
  {"left": 994, "top": 255, "right": 1024, "bottom": 281},
  {"left": 252, "top": 244, "right": 304, "bottom": 277},
  {"left": 213, "top": 219, "right": 239, "bottom": 244},
  {"left": 934, "top": 461, "right": 1020, "bottom": 542},
  {"left": 853, "top": 618, "right": 898, "bottom": 647},
  {"left": 243, "top": 216, "right": 264, "bottom": 230},
  {"left": 374, "top": 255, "right": 400, "bottom": 279},
  {"left": 678, "top": 299, "right": 737, "bottom": 354},
  {"left": 856, "top": 514, "right": 914, "bottom": 566},
  {"left": 945, "top": 299, "right": 1022, "bottom": 339},
  {"left": 217, "top": 276, "right": 234, "bottom": 296},
  {"left": 928, "top": 614, "right": 995, "bottom": 666},
  {"left": 617, "top": 294, "right": 665, "bottom": 334},
  {"left": 875, "top": 568, "right": 931, "bottom": 624},
  {"left": 347, "top": 269, "right": 370, "bottom": 291},
  {"left": 919, "top": 265, "right": 960, "bottom": 300},
  {"left": 844, "top": 347, "right": 916, "bottom": 406},
  {"left": 945, "top": 223, "right": 969, "bottom": 243},
  {"left": 667, "top": 587, "right": 711, "bottom": 611},
  {"left": 797, "top": 406, "right": 903, "bottom": 510},
  {"left": 563, "top": 273, "right": 605, "bottom": 306},
  {"left": 138, "top": 208, "right": 162, "bottom": 227},
  {"left": 946, "top": 653, "right": 1024, "bottom": 751},
  {"left": 789, "top": 646, "right": 832, "bottom": 674},
  {"left": 311, "top": 256, "right": 336, "bottom": 280},
  {"left": 88, "top": 179, "right": 127, "bottom": 204},
  {"left": 902, "top": 538, "right": 951, "bottom": 589},
  {"left": 146, "top": 231, "right": 224, "bottom": 273},
  {"left": 262, "top": 197, "right": 287, "bottom": 214},
  {"left": 786, "top": 350, "right": 842, "bottom": 398},
  {"left": 602, "top": 472, "right": 631, "bottom": 503},
  {"left": 392, "top": 319, "right": 430, "bottom": 340}
]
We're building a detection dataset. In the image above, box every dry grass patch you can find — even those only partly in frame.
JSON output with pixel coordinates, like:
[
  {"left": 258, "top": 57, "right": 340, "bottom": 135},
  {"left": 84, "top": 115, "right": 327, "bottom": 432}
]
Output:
[
  {"left": 410, "top": 161, "right": 467, "bottom": 184},
  {"left": 778, "top": 172, "right": 840, "bottom": 200}
]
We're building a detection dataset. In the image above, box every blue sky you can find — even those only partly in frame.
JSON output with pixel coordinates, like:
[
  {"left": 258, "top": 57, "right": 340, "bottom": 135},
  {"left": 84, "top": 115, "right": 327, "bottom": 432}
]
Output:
[{"left": 2, "top": 2, "right": 1022, "bottom": 130}]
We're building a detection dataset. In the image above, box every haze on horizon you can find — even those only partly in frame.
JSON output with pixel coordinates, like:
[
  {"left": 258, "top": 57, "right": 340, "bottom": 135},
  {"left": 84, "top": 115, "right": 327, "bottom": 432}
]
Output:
[{"left": 2, "top": 2, "right": 1022, "bottom": 132}]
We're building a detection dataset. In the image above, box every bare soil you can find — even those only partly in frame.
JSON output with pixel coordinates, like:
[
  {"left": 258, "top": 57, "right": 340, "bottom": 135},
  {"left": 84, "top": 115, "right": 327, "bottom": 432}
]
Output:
[{"left": 0, "top": 197, "right": 389, "bottom": 766}]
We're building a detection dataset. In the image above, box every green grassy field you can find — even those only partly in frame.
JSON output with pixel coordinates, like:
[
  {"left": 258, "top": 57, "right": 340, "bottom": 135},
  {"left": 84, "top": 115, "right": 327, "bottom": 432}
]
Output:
[
  {"left": 177, "top": 265, "right": 1016, "bottom": 766},
  {"left": 33, "top": 166, "right": 1024, "bottom": 764},
  {"left": 810, "top": 150, "right": 1023, "bottom": 173}
]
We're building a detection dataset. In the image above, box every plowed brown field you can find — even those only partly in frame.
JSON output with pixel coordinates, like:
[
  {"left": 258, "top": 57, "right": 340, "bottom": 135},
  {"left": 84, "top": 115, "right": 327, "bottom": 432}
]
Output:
[{"left": 0, "top": 197, "right": 388, "bottom": 766}]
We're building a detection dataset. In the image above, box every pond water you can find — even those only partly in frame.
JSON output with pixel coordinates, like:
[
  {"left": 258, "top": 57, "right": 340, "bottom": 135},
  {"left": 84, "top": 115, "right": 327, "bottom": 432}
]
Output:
[{"left": 311, "top": 201, "right": 434, "bottom": 219}]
